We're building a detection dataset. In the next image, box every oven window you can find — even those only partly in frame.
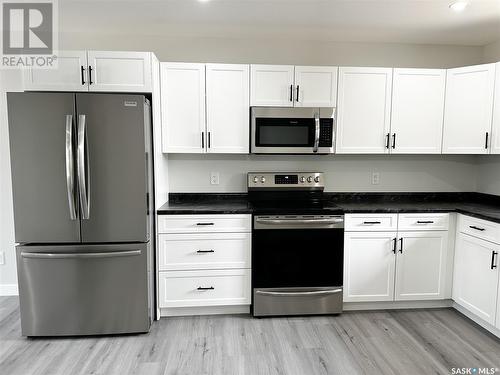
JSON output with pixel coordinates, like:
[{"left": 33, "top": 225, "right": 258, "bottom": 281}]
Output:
[
  {"left": 255, "top": 118, "right": 314, "bottom": 147},
  {"left": 252, "top": 228, "right": 344, "bottom": 288}
]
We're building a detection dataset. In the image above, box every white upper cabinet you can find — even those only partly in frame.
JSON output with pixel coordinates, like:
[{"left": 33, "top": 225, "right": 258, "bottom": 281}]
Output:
[
  {"left": 395, "top": 231, "right": 448, "bottom": 301},
  {"left": 23, "top": 50, "right": 88, "bottom": 92},
  {"left": 390, "top": 69, "right": 446, "bottom": 154},
  {"left": 336, "top": 67, "right": 393, "bottom": 154},
  {"left": 161, "top": 63, "right": 206, "bottom": 153},
  {"left": 294, "top": 66, "right": 338, "bottom": 107},
  {"left": 206, "top": 64, "right": 250, "bottom": 154},
  {"left": 87, "top": 51, "right": 152, "bottom": 92},
  {"left": 343, "top": 231, "right": 397, "bottom": 302},
  {"left": 442, "top": 63, "right": 496, "bottom": 154},
  {"left": 491, "top": 62, "right": 500, "bottom": 154},
  {"left": 250, "top": 65, "right": 295, "bottom": 107}
]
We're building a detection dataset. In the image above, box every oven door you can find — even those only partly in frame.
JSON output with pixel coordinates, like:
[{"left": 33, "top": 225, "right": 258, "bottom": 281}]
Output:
[
  {"left": 252, "top": 215, "right": 344, "bottom": 316},
  {"left": 251, "top": 107, "right": 335, "bottom": 154}
]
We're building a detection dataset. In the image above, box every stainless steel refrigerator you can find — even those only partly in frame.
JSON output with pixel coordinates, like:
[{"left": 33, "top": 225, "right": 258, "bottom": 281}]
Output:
[{"left": 7, "top": 92, "right": 154, "bottom": 336}]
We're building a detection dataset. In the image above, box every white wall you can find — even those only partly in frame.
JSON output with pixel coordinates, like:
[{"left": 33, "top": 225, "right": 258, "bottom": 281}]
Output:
[
  {"left": 0, "top": 70, "right": 23, "bottom": 295},
  {"left": 483, "top": 40, "right": 500, "bottom": 63},
  {"left": 168, "top": 154, "right": 478, "bottom": 193},
  {"left": 476, "top": 156, "right": 500, "bottom": 196},
  {"left": 60, "top": 32, "right": 485, "bottom": 68}
]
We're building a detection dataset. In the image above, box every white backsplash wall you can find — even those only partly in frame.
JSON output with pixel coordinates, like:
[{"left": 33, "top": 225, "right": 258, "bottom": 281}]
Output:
[
  {"left": 476, "top": 155, "right": 500, "bottom": 196},
  {"left": 168, "top": 154, "right": 478, "bottom": 193}
]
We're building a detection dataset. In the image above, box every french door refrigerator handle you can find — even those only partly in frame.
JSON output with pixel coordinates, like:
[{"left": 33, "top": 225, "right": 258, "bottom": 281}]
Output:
[
  {"left": 21, "top": 250, "right": 141, "bottom": 259},
  {"left": 65, "top": 115, "right": 77, "bottom": 220},
  {"left": 77, "top": 114, "right": 90, "bottom": 220}
]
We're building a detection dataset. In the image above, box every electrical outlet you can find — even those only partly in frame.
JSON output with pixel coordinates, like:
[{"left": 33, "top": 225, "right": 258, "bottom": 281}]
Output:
[
  {"left": 210, "top": 172, "right": 220, "bottom": 185},
  {"left": 372, "top": 172, "right": 380, "bottom": 185},
  {"left": 0, "top": 251, "right": 5, "bottom": 265}
]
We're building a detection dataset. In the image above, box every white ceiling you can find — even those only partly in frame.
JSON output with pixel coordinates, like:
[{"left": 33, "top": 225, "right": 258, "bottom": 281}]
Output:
[{"left": 60, "top": 0, "right": 500, "bottom": 46}]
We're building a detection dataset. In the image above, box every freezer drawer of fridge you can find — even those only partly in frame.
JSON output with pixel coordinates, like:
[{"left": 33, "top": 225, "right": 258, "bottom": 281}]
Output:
[{"left": 16, "top": 243, "right": 150, "bottom": 336}]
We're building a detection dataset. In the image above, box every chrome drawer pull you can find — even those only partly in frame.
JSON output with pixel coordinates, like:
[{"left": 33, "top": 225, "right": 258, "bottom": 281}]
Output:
[
  {"left": 417, "top": 221, "right": 434, "bottom": 224},
  {"left": 363, "top": 221, "right": 381, "bottom": 224},
  {"left": 197, "top": 286, "right": 214, "bottom": 291},
  {"left": 469, "top": 225, "right": 485, "bottom": 232},
  {"left": 196, "top": 250, "right": 215, "bottom": 253},
  {"left": 196, "top": 223, "right": 214, "bottom": 226}
]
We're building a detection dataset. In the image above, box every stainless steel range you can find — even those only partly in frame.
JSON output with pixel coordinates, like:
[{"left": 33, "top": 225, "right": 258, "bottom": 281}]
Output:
[{"left": 248, "top": 172, "right": 344, "bottom": 317}]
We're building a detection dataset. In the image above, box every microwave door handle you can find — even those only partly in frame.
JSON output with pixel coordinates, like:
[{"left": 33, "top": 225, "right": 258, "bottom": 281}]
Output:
[{"left": 313, "top": 113, "right": 320, "bottom": 153}]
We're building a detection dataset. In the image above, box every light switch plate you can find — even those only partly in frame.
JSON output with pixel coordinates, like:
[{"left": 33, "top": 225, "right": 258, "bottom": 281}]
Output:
[
  {"left": 372, "top": 172, "right": 380, "bottom": 185},
  {"left": 0, "top": 251, "right": 5, "bottom": 265}
]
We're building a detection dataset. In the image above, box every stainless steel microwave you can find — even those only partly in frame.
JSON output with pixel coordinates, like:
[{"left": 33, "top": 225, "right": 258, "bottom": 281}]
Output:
[{"left": 251, "top": 107, "right": 335, "bottom": 154}]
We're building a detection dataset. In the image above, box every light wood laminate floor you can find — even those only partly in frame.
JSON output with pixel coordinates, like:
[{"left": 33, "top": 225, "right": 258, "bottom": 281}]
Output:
[{"left": 1, "top": 297, "right": 499, "bottom": 375}]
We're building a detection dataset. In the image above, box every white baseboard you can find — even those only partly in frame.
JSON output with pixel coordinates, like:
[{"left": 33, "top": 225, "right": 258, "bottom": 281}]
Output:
[
  {"left": 160, "top": 305, "right": 250, "bottom": 317},
  {"left": 0, "top": 283, "right": 18, "bottom": 296},
  {"left": 452, "top": 302, "right": 500, "bottom": 338},
  {"left": 343, "top": 299, "right": 453, "bottom": 311}
]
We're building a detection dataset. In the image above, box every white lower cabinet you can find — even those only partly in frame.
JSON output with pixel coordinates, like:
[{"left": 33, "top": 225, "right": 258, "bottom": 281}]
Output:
[
  {"left": 344, "top": 213, "right": 450, "bottom": 303},
  {"left": 453, "top": 215, "right": 500, "bottom": 326},
  {"left": 344, "top": 232, "right": 397, "bottom": 302},
  {"left": 157, "top": 214, "right": 252, "bottom": 313},
  {"left": 158, "top": 269, "right": 251, "bottom": 308},
  {"left": 395, "top": 231, "right": 448, "bottom": 300}
]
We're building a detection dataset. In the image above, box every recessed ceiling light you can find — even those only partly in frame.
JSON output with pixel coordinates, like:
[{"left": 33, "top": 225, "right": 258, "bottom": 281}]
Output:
[{"left": 449, "top": 1, "right": 468, "bottom": 12}]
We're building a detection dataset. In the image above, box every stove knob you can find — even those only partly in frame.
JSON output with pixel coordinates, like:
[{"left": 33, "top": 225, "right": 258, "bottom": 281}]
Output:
[
  {"left": 253, "top": 176, "right": 259, "bottom": 183},
  {"left": 300, "top": 176, "right": 306, "bottom": 183},
  {"left": 314, "top": 176, "right": 320, "bottom": 183},
  {"left": 261, "top": 177, "right": 266, "bottom": 183},
  {"left": 307, "top": 176, "right": 313, "bottom": 183}
]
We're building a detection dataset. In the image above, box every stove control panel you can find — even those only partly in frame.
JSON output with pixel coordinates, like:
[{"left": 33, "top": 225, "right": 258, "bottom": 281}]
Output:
[{"left": 248, "top": 172, "right": 324, "bottom": 190}]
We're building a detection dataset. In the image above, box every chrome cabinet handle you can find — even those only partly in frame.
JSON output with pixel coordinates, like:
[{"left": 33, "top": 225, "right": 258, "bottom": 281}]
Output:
[
  {"left": 313, "top": 113, "right": 320, "bottom": 153},
  {"left": 80, "top": 66, "right": 86, "bottom": 85},
  {"left": 196, "top": 250, "right": 215, "bottom": 253},
  {"left": 399, "top": 237, "right": 404, "bottom": 254},
  {"left": 197, "top": 286, "right": 214, "bottom": 291},
  {"left": 256, "top": 289, "right": 342, "bottom": 297},
  {"left": 386, "top": 133, "right": 390, "bottom": 149},
  {"left": 392, "top": 133, "right": 396, "bottom": 149},
  {"left": 417, "top": 221, "right": 434, "bottom": 224},
  {"left": 88, "top": 66, "right": 93, "bottom": 85},
  {"left": 21, "top": 250, "right": 141, "bottom": 259},
  {"left": 296, "top": 85, "right": 300, "bottom": 102},
  {"left": 392, "top": 237, "right": 397, "bottom": 254},
  {"left": 196, "top": 222, "right": 214, "bottom": 226},
  {"left": 65, "top": 115, "right": 77, "bottom": 220},
  {"left": 485, "top": 132, "right": 489, "bottom": 149},
  {"left": 363, "top": 221, "right": 381, "bottom": 224},
  {"left": 289, "top": 85, "right": 293, "bottom": 102},
  {"left": 77, "top": 114, "right": 90, "bottom": 220}
]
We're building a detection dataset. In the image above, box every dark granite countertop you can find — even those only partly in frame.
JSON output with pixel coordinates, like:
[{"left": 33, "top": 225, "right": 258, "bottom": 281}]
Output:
[{"left": 157, "top": 192, "right": 500, "bottom": 223}]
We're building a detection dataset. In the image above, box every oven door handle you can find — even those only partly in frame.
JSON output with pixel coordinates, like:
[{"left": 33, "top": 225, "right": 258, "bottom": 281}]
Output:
[
  {"left": 256, "top": 289, "right": 343, "bottom": 297},
  {"left": 313, "top": 112, "right": 320, "bottom": 153},
  {"left": 255, "top": 218, "right": 343, "bottom": 225}
]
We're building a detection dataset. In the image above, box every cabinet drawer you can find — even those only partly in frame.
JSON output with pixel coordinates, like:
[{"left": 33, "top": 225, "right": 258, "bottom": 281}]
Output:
[
  {"left": 158, "top": 214, "right": 251, "bottom": 234},
  {"left": 398, "top": 213, "right": 449, "bottom": 231},
  {"left": 158, "top": 233, "right": 251, "bottom": 271},
  {"left": 158, "top": 269, "right": 251, "bottom": 308},
  {"left": 345, "top": 214, "right": 398, "bottom": 231},
  {"left": 458, "top": 215, "right": 500, "bottom": 244}
]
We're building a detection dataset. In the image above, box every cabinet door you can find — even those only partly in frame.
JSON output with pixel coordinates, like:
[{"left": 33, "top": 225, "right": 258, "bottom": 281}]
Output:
[
  {"left": 23, "top": 50, "right": 88, "bottom": 92},
  {"left": 491, "top": 62, "right": 500, "bottom": 154},
  {"left": 453, "top": 233, "right": 499, "bottom": 325},
  {"left": 391, "top": 69, "right": 446, "bottom": 154},
  {"left": 336, "top": 67, "right": 393, "bottom": 154},
  {"left": 294, "top": 66, "right": 338, "bottom": 107},
  {"left": 206, "top": 64, "right": 250, "bottom": 154},
  {"left": 250, "top": 65, "right": 294, "bottom": 107},
  {"left": 395, "top": 231, "right": 448, "bottom": 301},
  {"left": 160, "top": 63, "right": 206, "bottom": 153},
  {"left": 87, "top": 51, "right": 152, "bottom": 92},
  {"left": 343, "top": 232, "right": 397, "bottom": 302},
  {"left": 442, "top": 63, "right": 495, "bottom": 154}
]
